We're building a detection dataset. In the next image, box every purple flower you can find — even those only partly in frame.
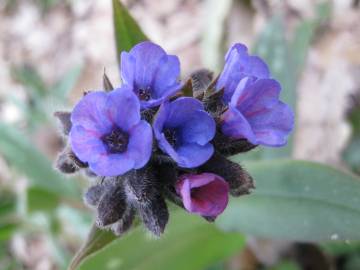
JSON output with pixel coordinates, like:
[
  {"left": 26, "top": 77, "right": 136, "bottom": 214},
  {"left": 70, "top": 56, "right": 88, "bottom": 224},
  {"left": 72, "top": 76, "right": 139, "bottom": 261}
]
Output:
[
  {"left": 121, "top": 41, "right": 182, "bottom": 109},
  {"left": 216, "top": 43, "right": 270, "bottom": 102},
  {"left": 176, "top": 173, "right": 229, "bottom": 218},
  {"left": 221, "top": 77, "right": 294, "bottom": 146},
  {"left": 69, "top": 87, "right": 152, "bottom": 176},
  {"left": 153, "top": 97, "right": 215, "bottom": 168}
]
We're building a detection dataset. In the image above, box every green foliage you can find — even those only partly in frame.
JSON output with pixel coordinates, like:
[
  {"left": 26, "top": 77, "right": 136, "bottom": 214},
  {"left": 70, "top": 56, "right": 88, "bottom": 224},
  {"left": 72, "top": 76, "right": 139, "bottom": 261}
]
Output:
[
  {"left": 343, "top": 93, "right": 360, "bottom": 174},
  {"left": 69, "top": 224, "right": 117, "bottom": 270},
  {"left": 52, "top": 65, "right": 83, "bottom": 103},
  {"left": 27, "top": 187, "right": 60, "bottom": 213},
  {"left": 201, "top": 0, "right": 234, "bottom": 72},
  {"left": 321, "top": 241, "right": 360, "bottom": 256},
  {"left": 0, "top": 47, "right": 83, "bottom": 270},
  {"left": 270, "top": 260, "right": 301, "bottom": 270},
  {"left": 0, "top": 191, "right": 19, "bottom": 242},
  {"left": 343, "top": 138, "right": 360, "bottom": 174},
  {"left": 0, "top": 123, "right": 79, "bottom": 200},
  {"left": 71, "top": 211, "right": 245, "bottom": 270},
  {"left": 112, "top": 0, "right": 148, "bottom": 64},
  {"left": 217, "top": 159, "right": 360, "bottom": 241},
  {"left": 10, "top": 64, "right": 82, "bottom": 130}
]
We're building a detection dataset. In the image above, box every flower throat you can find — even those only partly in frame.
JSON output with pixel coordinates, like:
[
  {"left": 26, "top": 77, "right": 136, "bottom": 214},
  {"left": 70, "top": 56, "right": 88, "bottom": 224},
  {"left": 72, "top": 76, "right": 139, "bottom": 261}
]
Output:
[{"left": 102, "top": 128, "right": 129, "bottom": 153}]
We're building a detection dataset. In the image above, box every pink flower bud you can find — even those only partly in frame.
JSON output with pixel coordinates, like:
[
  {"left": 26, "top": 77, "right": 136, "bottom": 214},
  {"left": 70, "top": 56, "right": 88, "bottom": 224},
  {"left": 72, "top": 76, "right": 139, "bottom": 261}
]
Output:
[{"left": 176, "top": 173, "right": 229, "bottom": 218}]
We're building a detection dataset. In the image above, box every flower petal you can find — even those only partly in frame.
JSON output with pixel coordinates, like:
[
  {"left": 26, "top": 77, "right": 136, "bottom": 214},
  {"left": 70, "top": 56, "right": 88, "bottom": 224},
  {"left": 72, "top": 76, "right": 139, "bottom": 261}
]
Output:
[
  {"left": 155, "top": 132, "right": 179, "bottom": 162},
  {"left": 176, "top": 143, "right": 214, "bottom": 168},
  {"left": 89, "top": 153, "right": 135, "bottom": 177},
  {"left": 107, "top": 86, "right": 141, "bottom": 131},
  {"left": 176, "top": 173, "right": 229, "bottom": 217},
  {"left": 120, "top": 51, "right": 136, "bottom": 86},
  {"left": 153, "top": 106, "right": 179, "bottom": 162},
  {"left": 179, "top": 110, "right": 216, "bottom": 146},
  {"left": 70, "top": 125, "right": 107, "bottom": 163},
  {"left": 125, "top": 41, "right": 166, "bottom": 89},
  {"left": 153, "top": 101, "right": 169, "bottom": 138},
  {"left": 140, "top": 82, "right": 182, "bottom": 109},
  {"left": 127, "top": 120, "right": 153, "bottom": 169},
  {"left": 152, "top": 55, "right": 181, "bottom": 97},
  {"left": 71, "top": 91, "right": 112, "bottom": 134},
  {"left": 217, "top": 43, "right": 270, "bottom": 102},
  {"left": 221, "top": 106, "right": 257, "bottom": 144},
  {"left": 248, "top": 101, "right": 294, "bottom": 146},
  {"left": 231, "top": 78, "right": 281, "bottom": 115},
  {"left": 165, "top": 97, "right": 204, "bottom": 127}
]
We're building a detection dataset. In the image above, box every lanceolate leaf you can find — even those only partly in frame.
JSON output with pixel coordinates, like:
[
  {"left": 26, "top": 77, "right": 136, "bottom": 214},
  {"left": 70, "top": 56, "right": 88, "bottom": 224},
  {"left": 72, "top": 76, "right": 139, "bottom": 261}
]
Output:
[
  {"left": 217, "top": 159, "right": 360, "bottom": 242},
  {"left": 72, "top": 211, "right": 245, "bottom": 270},
  {"left": 68, "top": 224, "right": 117, "bottom": 270},
  {"left": 112, "top": 0, "right": 148, "bottom": 64}
]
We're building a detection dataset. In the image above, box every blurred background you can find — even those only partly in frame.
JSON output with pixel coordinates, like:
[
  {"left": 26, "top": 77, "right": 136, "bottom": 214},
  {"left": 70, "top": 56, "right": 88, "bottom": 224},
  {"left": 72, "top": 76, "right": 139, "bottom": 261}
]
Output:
[{"left": 0, "top": 0, "right": 360, "bottom": 269}]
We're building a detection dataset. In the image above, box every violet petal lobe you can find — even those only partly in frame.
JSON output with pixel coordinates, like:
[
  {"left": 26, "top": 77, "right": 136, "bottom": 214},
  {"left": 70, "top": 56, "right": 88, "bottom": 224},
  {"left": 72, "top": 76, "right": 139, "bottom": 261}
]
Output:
[
  {"left": 70, "top": 125, "right": 107, "bottom": 163},
  {"left": 175, "top": 173, "right": 229, "bottom": 218},
  {"left": 106, "top": 86, "right": 141, "bottom": 132},
  {"left": 120, "top": 41, "right": 182, "bottom": 108},
  {"left": 216, "top": 43, "right": 270, "bottom": 102},
  {"left": 71, "top": 91, "right": 112, "bottom": 134},
  {"left": 176, "top": 143, "right": 214, "bottom": 168},
  {"left": 127, "top": 120, "right": 153, "bottom": 169},
  {"left": 165, "top": 97, "right": 204, "bottom": 128},
  {"left": 153, "top": 97, "right": 216, "bottom": 168},
  {"left": 89, "top": 153, "right": 135, "bottom": 177},
  {"left": 178, "top": 110, "right": 216, "bottom": 146}
]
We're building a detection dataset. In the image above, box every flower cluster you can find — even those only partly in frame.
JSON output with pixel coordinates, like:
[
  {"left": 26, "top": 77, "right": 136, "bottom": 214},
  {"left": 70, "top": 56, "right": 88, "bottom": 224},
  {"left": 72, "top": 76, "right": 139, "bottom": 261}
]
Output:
[{"left": 55, "top": 41, "right": 293, "bottom": 236}]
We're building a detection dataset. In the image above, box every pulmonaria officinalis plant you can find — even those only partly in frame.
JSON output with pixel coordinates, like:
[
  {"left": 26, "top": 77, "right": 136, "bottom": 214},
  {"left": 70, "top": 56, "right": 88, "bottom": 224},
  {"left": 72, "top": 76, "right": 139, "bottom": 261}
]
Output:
[{"left": 55, "top": 41, "right": 294, "bottom": 237}]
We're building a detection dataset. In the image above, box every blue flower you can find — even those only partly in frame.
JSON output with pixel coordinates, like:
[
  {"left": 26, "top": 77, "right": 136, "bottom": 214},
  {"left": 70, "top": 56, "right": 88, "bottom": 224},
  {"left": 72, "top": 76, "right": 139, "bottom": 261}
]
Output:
[
  {"left": 153, "top": 97, "right": 216, "bottom": 168},
  {"left": 215, "top": 43, "right": 294, "bottom": 147},
  {"left": 69, "top": 86, "right": 153, "bottom": 176},
  {"left": 216, "top": 43, "right": 270, "bottom": 102},
  {"left": 221, "top": 77, "right": 294, "bottom": 146},
  {"left": 121, "top": 41, "right": 182, "bottom": 109}
]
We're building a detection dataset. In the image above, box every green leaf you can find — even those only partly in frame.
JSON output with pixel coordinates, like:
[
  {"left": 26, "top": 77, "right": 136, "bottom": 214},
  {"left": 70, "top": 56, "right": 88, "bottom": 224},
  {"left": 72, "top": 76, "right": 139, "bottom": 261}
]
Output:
[
  {"left": 201, "top": 0, "right": 234, "bottom": 71},
  {"left": 12, "top": 65, "right": 48, "bottom": 98},
  {"left": 0, "top": 222, "right": 18, "bottom": 241},
  {"left": 52, "top": 64, "right": 83, "bottom": 102},
  {"left": 0, "top": 123, "right": 79, "bottom": 199},
  {"left": 112, "top": 0, "right": 148, "bottom": 64},
  {"left": 27, "top": 187, "right": 60, "bottom": 213},
  {"left": 71, "top": 211, "right": 245, "bottom": 270},
  {"left": 68, "top": 224, "right": 117, "bottom": 270},
  {"left": 343, "top": 92, "right": 360, "bottom": 174},
  {"left": 290, "top": 2, "right": 331, "bottom": 79},
  {"left": 217, "top": 159, "right": 360, "bottom": 242},
  {"left": 253, "top": 16, "right": 296, "bottom": 108},
  {"left": 270, "top": 260, "right": 301, "bottom": 270},
  {"left": 0, "top": 191, "right": 17, "bottom": 219},
  {"left": 321, "top": 241, "right": 360, "bottom": 256},
  {"left": 0, "top": 191, "right": 19, "bottom": 241},
  {"left": 343, "top": 137, "right": 360, "bottom": 174}
]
